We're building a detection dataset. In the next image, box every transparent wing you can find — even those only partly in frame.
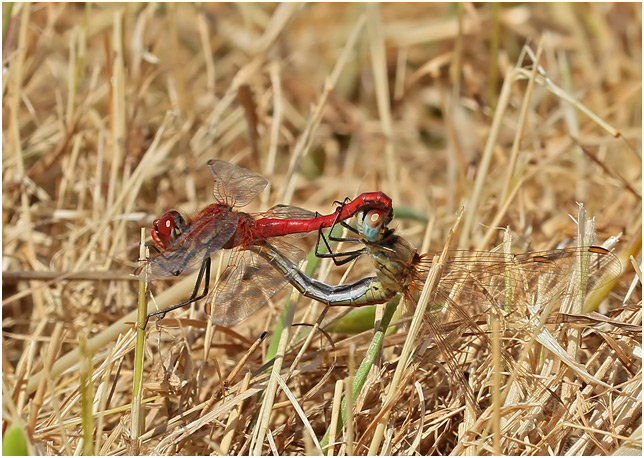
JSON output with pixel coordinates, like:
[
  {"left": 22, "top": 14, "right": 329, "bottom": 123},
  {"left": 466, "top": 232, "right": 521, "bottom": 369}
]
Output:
[
  {"left": 430, "top": 247, "right": 622, "bottom": 306},
  {"left": 417, "top": 246, "right": 622, "bottom": 309},
  {"left": 208, "top": 160, "right": 268, "bottom": 208},
  {"left": 208, "top": 238, "right": 306, "bottom": 326},
  {"left": 361, "top": 239, "right": 622, "bottom": 416},
  {"left": 259, "top": 204, "right": 316, "bottom": 220},
  {"left": 405, "top": 246, "right": 620, "bottom": 414},
  {"left": 135, "top": 213, "right": 240, "bottom": 281}
]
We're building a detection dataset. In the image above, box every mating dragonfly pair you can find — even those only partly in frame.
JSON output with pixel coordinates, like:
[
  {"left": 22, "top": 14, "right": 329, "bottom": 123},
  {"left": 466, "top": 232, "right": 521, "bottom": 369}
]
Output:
[{"left": 135, "top": 160, "right": 621, "bottom": 331}]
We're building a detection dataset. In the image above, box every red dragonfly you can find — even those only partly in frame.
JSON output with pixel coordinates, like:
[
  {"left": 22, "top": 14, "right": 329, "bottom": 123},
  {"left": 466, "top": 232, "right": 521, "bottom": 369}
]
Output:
[{"left": 135, "top": 159, "right": 392, "bottom": 327}]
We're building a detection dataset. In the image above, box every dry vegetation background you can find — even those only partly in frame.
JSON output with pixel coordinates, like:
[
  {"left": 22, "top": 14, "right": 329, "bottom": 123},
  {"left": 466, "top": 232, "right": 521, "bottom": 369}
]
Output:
[{"left": 2, "top": 3, "right": 642, "bottom": 456}]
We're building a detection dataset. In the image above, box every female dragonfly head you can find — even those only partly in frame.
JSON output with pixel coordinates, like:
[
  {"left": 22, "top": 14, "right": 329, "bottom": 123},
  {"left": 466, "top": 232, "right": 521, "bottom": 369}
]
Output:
[{"left": 358, "top": 207, "right": 393, "bottom": 242}]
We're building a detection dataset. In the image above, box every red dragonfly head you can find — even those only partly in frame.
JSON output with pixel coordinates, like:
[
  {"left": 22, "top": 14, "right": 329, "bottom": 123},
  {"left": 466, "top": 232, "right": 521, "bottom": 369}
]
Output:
[{"left": 151, "top": 210, "right": 188, "bottom": 249}]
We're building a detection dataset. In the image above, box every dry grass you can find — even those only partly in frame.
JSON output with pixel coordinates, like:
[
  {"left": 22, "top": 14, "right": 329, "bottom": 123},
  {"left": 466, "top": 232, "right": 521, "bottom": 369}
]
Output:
[{"left": 2, "top": 3, "right": 641, "bottom": 456}]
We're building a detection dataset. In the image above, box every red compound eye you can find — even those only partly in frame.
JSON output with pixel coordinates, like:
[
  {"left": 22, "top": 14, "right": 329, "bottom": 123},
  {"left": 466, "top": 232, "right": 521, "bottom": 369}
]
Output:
[{"left": 151, "top": 211, "right": 186, "bottom": 249}]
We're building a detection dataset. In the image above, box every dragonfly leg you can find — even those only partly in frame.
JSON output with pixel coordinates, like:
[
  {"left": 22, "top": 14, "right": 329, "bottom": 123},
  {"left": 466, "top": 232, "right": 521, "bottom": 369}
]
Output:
[
  {"left": 330, "top": 196, "right": 352, "bottom": 208},
  {"left": 333, "top": 197, "right": 368, "bottom": 243},
  {"left": 329, "top": 220, "right": 360, "bottom": 242},
  {"left": 310, "top": 210, "right": 360, "bottom": 244},
  {"left": 315, "top": 222, "right": 366, "bottom": 266},
  {"left": 313, "top": 202, "right": 368, "bottom": 265},
  {"left": 329, "top": 198, "right": 361, "bottom": 241},
  {"left": 142, "top": 258, "right": 211, "bottom": 329},
  {"left": 315, "top": 248, "right": 365, "bottom": 266}
]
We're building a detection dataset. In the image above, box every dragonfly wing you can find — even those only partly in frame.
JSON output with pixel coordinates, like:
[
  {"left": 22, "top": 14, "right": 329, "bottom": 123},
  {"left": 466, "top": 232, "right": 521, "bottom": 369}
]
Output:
[
  {"left": 415, "top": 292, "right": 482, "bottom": 414},
  {"left": 430, "top": 247, "right": 621, "bottom": 309},
  {"left": 208, "top": 240, "right": 306, "bottom": 327},
  {"left": 423, "top": 247, "right": 622, "bottom": 412},
  {"left": 260, "top": 204, "right": 316, "bottom": 220},
  {"left": 208, "top": 251, "right": 287, "bottom": 327},
  {"left": 393, "top": 245, "right": 620, "bottom": 418},
  {"left": 135, "top": 215, "right": 240, "bottom": 281},
  {"left": 208, "top": 160, "right": 268, "bottom": 208},
  {"left": 255, "top": 205, "right": 319, "bottom": 239}
]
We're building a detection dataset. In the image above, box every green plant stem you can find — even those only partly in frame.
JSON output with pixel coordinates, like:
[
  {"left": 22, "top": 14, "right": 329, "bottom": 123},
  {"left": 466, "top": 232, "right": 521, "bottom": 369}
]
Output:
[
  {"left": 320, "top": 296, "right": 399, "bottom": 451},
  {"left": 2, "top": 3, "right": 14, "bottom": 47},
  {"left": 131, "top": 233, "right": 148, "bottom": 446}
]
